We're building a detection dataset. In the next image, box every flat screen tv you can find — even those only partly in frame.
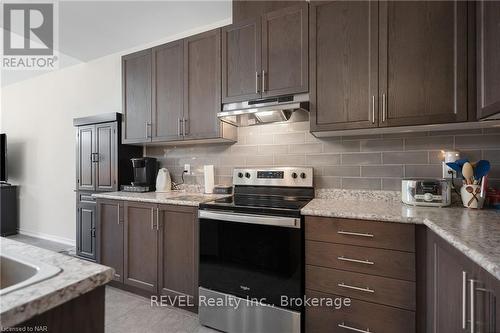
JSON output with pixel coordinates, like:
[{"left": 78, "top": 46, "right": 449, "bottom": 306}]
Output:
[{"left": 0, "top": 134, "right": 6, "bottom": 182}]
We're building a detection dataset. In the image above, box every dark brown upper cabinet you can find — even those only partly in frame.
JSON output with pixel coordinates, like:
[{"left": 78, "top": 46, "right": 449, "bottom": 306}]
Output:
[
  {"left": 262, "top": 3, "right": 309, "bottom": 97},
  {"left": 122, "top": 49, "right": 152, "bottom": 144},
  {"left": 379, "top": 0, "right": 468, "bottom": 127},
  {"left": 222, "top": 17, "right": 262, "bottom": 103},
  {"left": 222, "top": 3, "right": 308, "bottom": 103},
  {"left": 123, "top": 29, "right": 235, "bottom": 145},
  {"left": 309, "top": 1, "right": 379, "bottom": 132},
  {"left": 232, "top": 0, "right": 304, "bottom": 24},
  {"left": 311, "top": 0, "right": 470, "bottom": 134},
  {"left": 152, "top": 40, "right": 184, "bottom": 142},
  {"left": 184, "top": 29, "right": 223, "bottom": 140},
  {"left": 477, "top": 0, "right": 500, "bottom": 120}
]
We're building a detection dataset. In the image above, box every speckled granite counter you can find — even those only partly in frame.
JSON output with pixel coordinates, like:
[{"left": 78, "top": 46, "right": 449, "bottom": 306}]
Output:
[
  {"left": 0, "top": 238, "right": 113, "bottom": 328},
  {"left": 302, "top": 190, "right": 500, "bottom": 280},
  {"left": 92, "top": 191, "right": 229, "bottom": 206}
]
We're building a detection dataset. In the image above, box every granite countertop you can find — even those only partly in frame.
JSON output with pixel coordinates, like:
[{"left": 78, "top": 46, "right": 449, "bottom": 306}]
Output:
[
  {"left": 302, "top": 189, "right": 500, "bottom": 281},
  {"left": 92, "top": 191, "right": 229, "bottom": 206},
  {"left": 0, "top": 238, "right": 114, "bottom": 328}
]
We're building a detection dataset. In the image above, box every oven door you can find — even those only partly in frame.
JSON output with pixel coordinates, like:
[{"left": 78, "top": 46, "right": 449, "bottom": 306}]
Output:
[{"left": 199, "top": 210, "right": 303, "bottom": 311}]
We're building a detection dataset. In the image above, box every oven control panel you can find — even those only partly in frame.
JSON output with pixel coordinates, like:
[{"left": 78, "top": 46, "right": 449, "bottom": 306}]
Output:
[{"left": 233, "top": 168, "right": 313, "bottom": 187}]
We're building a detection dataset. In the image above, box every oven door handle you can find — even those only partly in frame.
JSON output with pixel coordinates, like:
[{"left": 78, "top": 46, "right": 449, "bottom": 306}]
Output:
[{"left": 198, "top": 210, "right": 301, "bottom": 228}]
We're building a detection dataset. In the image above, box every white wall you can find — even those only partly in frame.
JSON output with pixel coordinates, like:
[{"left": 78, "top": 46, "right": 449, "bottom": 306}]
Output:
[{"left": 1, "top": 19, "right": 230, "bottom": 245}]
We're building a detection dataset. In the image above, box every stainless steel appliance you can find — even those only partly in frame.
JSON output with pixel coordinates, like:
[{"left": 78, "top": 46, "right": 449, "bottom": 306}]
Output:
[
  {"left": 218, "top": 94, "right": 309, "bottom": 126},
  {"left": 121, "top": 157, "right": 157, "bottom": 192},
  {"left": 198, "top": 167, "right": 314, "bottom": 333},
  {"left": 401, "top": 178, "right": 451, "bottom": 207}
]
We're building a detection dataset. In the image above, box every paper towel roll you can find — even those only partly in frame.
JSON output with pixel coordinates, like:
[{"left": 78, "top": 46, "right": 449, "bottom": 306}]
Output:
[{"left": 204, "top": 165, "right": 215, "bottom": 194}]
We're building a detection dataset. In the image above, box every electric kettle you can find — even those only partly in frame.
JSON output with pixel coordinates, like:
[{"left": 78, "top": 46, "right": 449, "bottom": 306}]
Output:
[{"left": 155, "top": 168, "right": 171, "bottom": 193}]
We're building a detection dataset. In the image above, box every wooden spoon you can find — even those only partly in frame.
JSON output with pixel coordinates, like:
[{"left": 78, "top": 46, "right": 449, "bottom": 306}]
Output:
[{"left": 462, "top": 162, "right": 474, "bottom": 185}]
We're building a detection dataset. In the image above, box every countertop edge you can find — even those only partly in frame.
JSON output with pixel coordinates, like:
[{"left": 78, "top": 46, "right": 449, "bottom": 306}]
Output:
[
  {"left": 0, "top": 267, "right": 114, "bottom": 328},
  {"left": 92, "top": 194, "right": 200, "bottom": 207}
]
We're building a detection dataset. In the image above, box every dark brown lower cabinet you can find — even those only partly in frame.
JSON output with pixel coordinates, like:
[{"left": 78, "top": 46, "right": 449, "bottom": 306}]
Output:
[
  {"left": 124, "top": 202, "right": 159, "bottom": 293},
  {"left": 76, "top": 193, "right": 97, "bottom": 261},
  {"left": 96, "top": 199, "right": 198, "bottom": 311},
  {"left": 96, "top": 199, "right": 123, "bottom": 282},
  {"left": 158, "top": 205, "right": 198, "bottom": 310},
  {"left": 426, "top": 229, "right": 499, "bottom": 333}
]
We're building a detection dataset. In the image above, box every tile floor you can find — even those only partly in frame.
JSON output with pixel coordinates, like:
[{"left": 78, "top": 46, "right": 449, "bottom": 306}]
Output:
[{"left": 6, "top": 234, "right": 217, "bottom": 333}]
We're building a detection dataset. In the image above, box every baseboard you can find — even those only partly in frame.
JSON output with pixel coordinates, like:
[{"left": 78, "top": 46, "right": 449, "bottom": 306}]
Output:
[{"left": 18, "top": 229, "right": 76, "bottom": 247}]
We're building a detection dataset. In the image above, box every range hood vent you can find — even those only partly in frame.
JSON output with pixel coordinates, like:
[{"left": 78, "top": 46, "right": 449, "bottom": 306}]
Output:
[{"left": 218, "top": 94, "right": 309, "bottom": 127}]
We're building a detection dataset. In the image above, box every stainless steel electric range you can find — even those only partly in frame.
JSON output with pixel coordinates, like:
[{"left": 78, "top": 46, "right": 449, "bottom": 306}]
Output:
[{"left": 198, "top": 167, "right": 314, "bottom": 333}]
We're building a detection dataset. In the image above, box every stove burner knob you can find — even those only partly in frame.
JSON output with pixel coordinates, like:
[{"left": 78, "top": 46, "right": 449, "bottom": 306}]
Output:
[
  {"left": 245, "top": 172, "right": 251, "bottom": 178},
  {"left": 238, "top": 172, "right": 244, "bottom": 178},
  {"left": 291, "top": 172, "right": 298, "bottom": 179},
  {"left": 300, "top": 172, "right": 307, "bottom": 179}
]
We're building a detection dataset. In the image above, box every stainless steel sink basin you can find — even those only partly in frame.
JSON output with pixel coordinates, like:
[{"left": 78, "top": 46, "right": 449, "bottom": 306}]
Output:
[{"left": 0, "top": 251, "right": 61, "bottom": 296}]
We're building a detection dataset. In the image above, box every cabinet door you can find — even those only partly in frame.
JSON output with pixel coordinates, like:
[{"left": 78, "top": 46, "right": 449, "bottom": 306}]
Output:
[
  {"left": 222, "top": 17, "right": 262, "bottom": 103},
  {"left": 77, "top": 201, "right": 96, "bottom": 260},
  {"left": 152, "top": 40, "right": 184, "bottom": 142},
  {"left": 97, "top": 199, "right": 123, "bottom": 282},
  {"left": 77, "top": 125, "right": 95, "bottom": 191},
  {"left": 95, "top": 122, "right": 117, "bottom": 191},
  {"left": 309, "top": 1, "right": 379, "bottom": 132},
  {"left": 262, "top": 3, "right": 308, "bottom": 97},
  {"left": 183, "top": 29, "right": 222, "bottom": 140},
  {"left": 477, "top": 0, "right": 500, "bottom": 119},
  {"left": 158, "top": 205, "right": 198, "bottom": 309},
  {"left": 124, "top": 202, "right": 158, "bottom": 293},
  {"left": 122, "top": 49, "right": 152, "bottom": 144},
  {"left": 380, "top": 1, "right": 468, "bottom": 127}
]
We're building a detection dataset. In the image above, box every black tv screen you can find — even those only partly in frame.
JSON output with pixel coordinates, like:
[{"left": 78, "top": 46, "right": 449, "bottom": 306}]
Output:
[{"left": 0, "top": 134, "right": 6, "bottom": 182}]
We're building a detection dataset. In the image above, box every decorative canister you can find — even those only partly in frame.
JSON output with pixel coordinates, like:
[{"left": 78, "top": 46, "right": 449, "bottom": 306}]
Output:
[{"left": 460, "top": 184, "right": 486, "bottom": 209}]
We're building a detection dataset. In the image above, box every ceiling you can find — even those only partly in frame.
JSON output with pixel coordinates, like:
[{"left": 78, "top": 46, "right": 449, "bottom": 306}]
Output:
[{"left": 1, "top": 0, "right": 232, "bottom": 86}]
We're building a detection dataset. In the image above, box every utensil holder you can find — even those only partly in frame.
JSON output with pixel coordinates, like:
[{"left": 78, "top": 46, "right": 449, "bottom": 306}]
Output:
[{"left": 460, "top": 184, "right": 485, "bottom": 209}]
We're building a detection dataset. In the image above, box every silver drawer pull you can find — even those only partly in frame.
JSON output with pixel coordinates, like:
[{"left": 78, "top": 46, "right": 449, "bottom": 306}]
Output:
[
  {"left": 338, "top": 230, "right": 374, "bottom": 238},
  {"left": 338, "top": 256, "right": 374, "bottom": 265},
  {"left": 338, "top": 283, "right": 374, "bottom": 293},
  {"left": 338, "top": 322, "right": 372, "bottom": 333}
]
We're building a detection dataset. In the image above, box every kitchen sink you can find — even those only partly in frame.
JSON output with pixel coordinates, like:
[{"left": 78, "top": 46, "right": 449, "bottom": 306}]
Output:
[{"left": 0, "top": 251, "right": 61, "bottom": 296}]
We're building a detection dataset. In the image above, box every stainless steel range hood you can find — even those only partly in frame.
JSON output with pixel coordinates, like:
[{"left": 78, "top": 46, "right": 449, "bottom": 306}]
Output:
[{"left": 218, "top": 93, "right": 309, "bottom": 126}]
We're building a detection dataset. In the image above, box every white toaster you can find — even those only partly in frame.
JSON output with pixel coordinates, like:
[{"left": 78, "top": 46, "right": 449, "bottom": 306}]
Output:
[{"left": 401, "top": 179, "right": 451, "bottom": 207}]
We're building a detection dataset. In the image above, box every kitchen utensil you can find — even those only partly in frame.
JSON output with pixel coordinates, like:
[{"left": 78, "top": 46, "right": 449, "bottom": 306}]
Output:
[
  {"left": 461, "top": 184, "right": 485, "bottom": 209},
  {"left": 155, "top": 168, "right": 171, "bottom": 193},
  {"left": 473, "top": 160, "right": 491, "bottom": 180},
  {"left": 462, "top": 162, "right": 474, "bottom": 184}
]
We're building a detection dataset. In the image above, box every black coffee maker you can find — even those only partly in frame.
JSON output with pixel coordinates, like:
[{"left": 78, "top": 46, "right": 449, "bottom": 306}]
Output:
[{"left": 121, "top": 157, "right": 157, "bottom": 192}]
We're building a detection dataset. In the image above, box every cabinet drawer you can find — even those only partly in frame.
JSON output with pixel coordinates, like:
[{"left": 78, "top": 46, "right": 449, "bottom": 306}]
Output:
[
  {"left": 305, "top": 216, "right": 415, "bottom": 252},
  {"left": 306, "top": 289, "right": 415, "bottom": 333},
  {"left": 306, "top": 241, "right": 415, "bottom": 281},
  {"left": 79, "top": 193, "right": 96, "bottom": 203},
  {"left": 306, "top": 265, "right": 416, "bottom": 311}
]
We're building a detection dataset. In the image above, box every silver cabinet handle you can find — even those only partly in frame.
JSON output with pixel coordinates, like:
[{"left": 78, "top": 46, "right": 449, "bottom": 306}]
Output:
[
  {"left": 338, "top": 283, "right": 374, "bottom": 293},
  {"left": 117, "top": 204, "right": 120, "bottom": 225},
  {"left": 462, "top": 271, "right": 467, "bottom": 330},
  {"left": 371, "top": 95, "right": 375, "bottom": 124},
  {"left": 156, "top": 208, "right": 159, "bottom": 230},
  {"left": 338, "top": 322, "right": 372, "bottom": 333},
  {"left": 470, "top": 279, "right": 476, "bottom": 333},
  {"left": 182, "top": 118, "right": 187, "bottom": 136},
  {"left": 255, "top": 71, "right": 260, "bottom": 93},
  {"left": 338, "top": 230, "right": 374, "bottom": 238},
  {"left": 178, "top": 118, "right": 182, "bottom": 136},
  {"left": 151, "top": 207, "right": 154, "bottom": 230},
  {"left": 338, "top": 256, "right": 374, "bottom": 265},
  {"left": 145, "top": 122, "right": 152, "bottom": 138},
  {"left": 262, "top": 70, "right": 266, "bottom": 92},
  {"left": 382, "top": 93, "right": 386, "bottom": 122}
]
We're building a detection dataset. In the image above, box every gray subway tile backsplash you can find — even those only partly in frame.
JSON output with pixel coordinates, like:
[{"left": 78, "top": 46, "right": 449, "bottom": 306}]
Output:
[{"left": 145, "top": 121, "right": 500, "bottom": 190}]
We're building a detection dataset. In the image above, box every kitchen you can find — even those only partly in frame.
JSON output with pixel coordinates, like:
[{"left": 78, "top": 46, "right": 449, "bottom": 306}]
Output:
[{"left": 1, "top": 1, "right": 500, "bottom": 333}]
